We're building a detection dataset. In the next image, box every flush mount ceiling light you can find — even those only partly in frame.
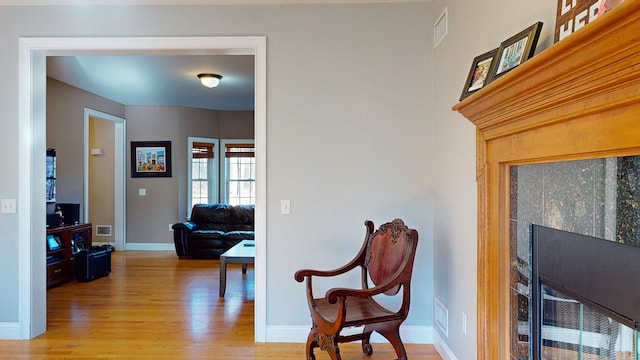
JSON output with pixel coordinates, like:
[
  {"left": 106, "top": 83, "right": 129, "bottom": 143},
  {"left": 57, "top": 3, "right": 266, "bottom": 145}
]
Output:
[{"left": 197, "top": 73, "right": 223, "bottom": 88}]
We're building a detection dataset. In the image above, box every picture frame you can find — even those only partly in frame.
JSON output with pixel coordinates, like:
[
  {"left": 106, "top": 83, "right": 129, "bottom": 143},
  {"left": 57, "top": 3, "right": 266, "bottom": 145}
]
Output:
[
  {"left": 131, "top": 141, "right": 172, "bottom": 178},
  {"left": 460, "top": 48, "right": 499, "bottom": 101},
  {"left": 491, "top": 22, "right": 543, "bottom": 80}
]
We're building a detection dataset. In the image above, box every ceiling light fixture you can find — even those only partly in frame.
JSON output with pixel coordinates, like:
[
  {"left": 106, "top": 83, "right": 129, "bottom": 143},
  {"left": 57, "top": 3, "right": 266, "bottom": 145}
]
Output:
[{"left": 197, "top": 73, "right": 223, "bottom": 88}]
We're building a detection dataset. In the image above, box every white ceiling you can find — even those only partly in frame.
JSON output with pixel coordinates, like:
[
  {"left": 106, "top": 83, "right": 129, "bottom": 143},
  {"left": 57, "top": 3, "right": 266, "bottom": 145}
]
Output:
[{"left": 47, "top": 55, "right": 255, "bottom": 111}]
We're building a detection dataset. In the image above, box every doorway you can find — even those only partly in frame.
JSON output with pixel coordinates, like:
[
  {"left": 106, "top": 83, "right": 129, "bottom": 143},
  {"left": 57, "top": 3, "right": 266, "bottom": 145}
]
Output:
[
  {"left": 84, "top": 109, "right": 126, "bottom": 251},
  {"left": 18, "top": 36, "right": 267, "bottom": 340}
]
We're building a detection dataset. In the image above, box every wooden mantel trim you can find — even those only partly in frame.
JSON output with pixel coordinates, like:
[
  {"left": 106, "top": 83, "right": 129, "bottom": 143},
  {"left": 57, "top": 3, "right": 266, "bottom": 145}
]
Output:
[
  {"left": 453, "top": 0, "right": 640, "bottom": 140},
  {"left": 452, "top": 1, "right": 640, "bottom": 359}
]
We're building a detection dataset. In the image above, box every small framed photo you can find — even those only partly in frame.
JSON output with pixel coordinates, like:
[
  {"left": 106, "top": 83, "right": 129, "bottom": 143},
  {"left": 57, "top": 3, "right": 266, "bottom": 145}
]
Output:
[
  {"left": 131, "top": 141, "right": 172, "bottom": 178},
  {"left": 491, "top": 22, "right": 543, "bottom": 79},
  {"left": 460, "top": 48, "right": 498, "bottom": 100}
]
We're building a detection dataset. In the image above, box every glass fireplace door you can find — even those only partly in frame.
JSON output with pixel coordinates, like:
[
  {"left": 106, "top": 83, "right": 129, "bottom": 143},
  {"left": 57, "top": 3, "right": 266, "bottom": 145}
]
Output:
[{"left": 540, "top": 285, "right": 637, "bottom": 360}]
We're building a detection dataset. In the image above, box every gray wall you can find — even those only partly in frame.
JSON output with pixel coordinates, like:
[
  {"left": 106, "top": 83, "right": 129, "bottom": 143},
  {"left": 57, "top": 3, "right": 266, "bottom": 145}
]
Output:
[
  {"left": 431, "top": 1, "right": 558, "bottom": 358},
  {"left": 47, "top": 80, "right": 253, "bottom": 247},
  {"left": 125, "top": 105, "right": 253, "bottom": 244},
  {"left": 47, "top": 78, "right": 126, "bottom": 217},
  {"left": 0, "top": 2, "right": 434, "bottom": 341}
]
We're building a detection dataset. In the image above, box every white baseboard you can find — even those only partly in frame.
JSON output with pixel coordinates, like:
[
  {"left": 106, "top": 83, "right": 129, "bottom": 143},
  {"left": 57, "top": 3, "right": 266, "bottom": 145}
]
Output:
[
  {"left": 265, "top": 325, "right": 306, "bottom": 342},
  {"left": 432, "top": 330, "right": 458, "bottom": 360},
  {"left": 266, "top": 325, "right": 433, "bottom": 344},
  {"left": 0, "top": 322, "right": 21, "bottom": 339},
  {"left": 124, "top": 243, "right": 175, "bottom": 251}
]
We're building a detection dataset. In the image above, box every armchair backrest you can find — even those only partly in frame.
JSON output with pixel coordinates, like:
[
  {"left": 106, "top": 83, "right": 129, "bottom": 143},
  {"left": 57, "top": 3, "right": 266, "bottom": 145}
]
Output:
[{"left": 364, "top": 219, "right": 418, "bottom": 296}]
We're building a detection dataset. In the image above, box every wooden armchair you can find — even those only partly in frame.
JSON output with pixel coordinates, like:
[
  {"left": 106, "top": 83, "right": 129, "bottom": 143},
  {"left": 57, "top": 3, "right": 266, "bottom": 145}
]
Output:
[{"left": 294, "top": 219, "right": 419, "bottom": 360}]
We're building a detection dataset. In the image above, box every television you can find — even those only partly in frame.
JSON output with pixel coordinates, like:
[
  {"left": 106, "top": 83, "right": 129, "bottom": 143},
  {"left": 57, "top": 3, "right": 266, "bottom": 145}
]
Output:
[{"left": 47, "top": 234, "right": 62, "bottom": 251}]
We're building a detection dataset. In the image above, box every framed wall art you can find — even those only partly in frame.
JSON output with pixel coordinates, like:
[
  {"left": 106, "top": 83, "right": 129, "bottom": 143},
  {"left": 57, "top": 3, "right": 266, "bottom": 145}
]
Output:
[
  {"left": 460, "top": 48, "right": 498, "bottom": 100},
  {"left": 491, "top": 22, "right": 543, "bottom": 80},
  {"left": 555, "top": 0, "right": 624, "bottom": 43},
  {"left": 131, "top": 141, "right": 172, "bottom": 178}
]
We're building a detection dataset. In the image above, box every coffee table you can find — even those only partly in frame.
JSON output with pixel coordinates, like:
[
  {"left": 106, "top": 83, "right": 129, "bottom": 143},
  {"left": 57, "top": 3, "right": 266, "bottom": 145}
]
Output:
[{"left": 219, "top": 239, "right": 255, "bottom": 297}]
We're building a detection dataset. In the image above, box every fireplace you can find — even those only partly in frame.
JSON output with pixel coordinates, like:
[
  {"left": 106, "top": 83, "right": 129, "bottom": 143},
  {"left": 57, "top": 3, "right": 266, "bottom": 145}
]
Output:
[
  {"left": 452, "top": 1, "right": 640, "bottom": 358},
  {"left": 511, "top": 157, "right": 640, "bottom": 359}
]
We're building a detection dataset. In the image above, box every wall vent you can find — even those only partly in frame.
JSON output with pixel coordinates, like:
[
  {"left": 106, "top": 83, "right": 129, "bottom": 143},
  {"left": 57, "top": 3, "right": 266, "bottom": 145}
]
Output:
[
  {"left": 435, "top": 297, "right": 449, "bottom": 337},
  {"left": 95, "top": 225, "right": 112, "bottom": 237},
  {"left": 434, "top": 7, "right": 448, "bottom": 49}
]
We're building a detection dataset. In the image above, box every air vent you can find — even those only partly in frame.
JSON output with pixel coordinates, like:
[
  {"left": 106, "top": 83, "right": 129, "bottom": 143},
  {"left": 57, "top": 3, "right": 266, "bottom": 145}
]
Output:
[
  {"left": 95, "top": 225, "right": 112, "bottom": 237},
  {"left": 434, "top": 7, "right": 448, "bottom": 48},
  {"left": 435, "top": 297, "right": 449, "bottom": 337}
]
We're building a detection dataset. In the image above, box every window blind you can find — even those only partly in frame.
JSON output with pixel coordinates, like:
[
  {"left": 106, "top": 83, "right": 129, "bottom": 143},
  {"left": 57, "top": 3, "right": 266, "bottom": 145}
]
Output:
[
  {"left": 192, "top": 142, "right": 214, "bottom": 159},
  {"left": 225, "top": 143, "right": 255, "bottom": 158}
]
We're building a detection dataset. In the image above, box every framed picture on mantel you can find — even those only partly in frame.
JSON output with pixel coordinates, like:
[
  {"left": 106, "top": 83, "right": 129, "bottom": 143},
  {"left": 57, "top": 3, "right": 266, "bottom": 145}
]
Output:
[
  {"left": 460, "top": 48, "right": 498, "bottom": 101},
  {"left": 490, "top": 22, "right": 543, "bottom": 80},
  {"left": 131, "top": 141, "right": 172, "bottom": 178}
]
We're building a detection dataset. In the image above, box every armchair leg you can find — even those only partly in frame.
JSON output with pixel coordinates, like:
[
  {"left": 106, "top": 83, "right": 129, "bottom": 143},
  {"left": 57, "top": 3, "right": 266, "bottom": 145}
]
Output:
[
  {"left": 307, "top": 325, "right": 342, "bottom": 360},
  {"left": 361, "top": 327, "right": 373, "bottom": 356},
  {"left": 325, "top": 340, "right": 341, "bottom": 360},
  {"left": 376, "top": 324, "right": 407, "bottom": 360},
  {"left": 305, "top": 332, "right": 317, "bottom": 360},
  {"left": 307, "top": 326, "right": 319, "bottom": 360}
]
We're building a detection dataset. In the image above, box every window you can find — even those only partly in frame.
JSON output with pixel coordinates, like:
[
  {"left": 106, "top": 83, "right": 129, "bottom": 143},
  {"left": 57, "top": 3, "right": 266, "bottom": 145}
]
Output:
[
  {"left": 187, "top": 138, "right": 219, "bottom": 215},
  {"left": 186, "top": 138, "right": 254, "bottom": 215},
  {"left": 191, "top": 142, "right": 212, "bottom": 206},
  {"left": 222, "top": 140, "right": 255, "bottom": 205}
]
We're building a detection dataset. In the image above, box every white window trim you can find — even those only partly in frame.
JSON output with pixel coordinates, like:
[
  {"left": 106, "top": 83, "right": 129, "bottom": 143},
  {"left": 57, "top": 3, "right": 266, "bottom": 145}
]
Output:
[
  {"left": 220, "top": 138, "right": 255, "bottom": 205},
  {"left": 187, "top": 137, "right": 219, "bottom": 218}
]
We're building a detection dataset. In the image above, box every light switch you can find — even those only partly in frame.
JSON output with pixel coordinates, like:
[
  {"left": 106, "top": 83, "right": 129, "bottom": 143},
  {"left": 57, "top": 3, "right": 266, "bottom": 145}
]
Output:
[
  {"left": 1, "top": 199, "right": 16, "bottom": 214},
  {"left": 139, "top": 188, "right": 147, "bottom": 196},
  {"left": 280, "top": 200, "right": 291, "bottom": 215}
]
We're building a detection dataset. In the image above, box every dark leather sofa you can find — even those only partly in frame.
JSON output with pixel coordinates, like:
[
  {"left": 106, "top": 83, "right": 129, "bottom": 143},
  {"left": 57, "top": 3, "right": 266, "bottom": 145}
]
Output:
[{"left": 172, "top": 203, "right": 254, "bottom": 259}]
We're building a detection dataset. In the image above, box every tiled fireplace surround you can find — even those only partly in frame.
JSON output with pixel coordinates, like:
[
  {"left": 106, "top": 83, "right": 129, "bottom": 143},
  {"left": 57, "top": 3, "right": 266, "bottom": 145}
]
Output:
[
  {"left": 452, "top": 1, "right": 640, "bottom": 358},
  {"left": 511, "top": 157, "right": 640, "bottom": 358}
]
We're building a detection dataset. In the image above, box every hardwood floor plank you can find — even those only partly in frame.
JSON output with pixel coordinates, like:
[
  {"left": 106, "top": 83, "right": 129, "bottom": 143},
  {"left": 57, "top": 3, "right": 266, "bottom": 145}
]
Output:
[{"left": 0, "top": 251, "right": 442, "bottom": 359}]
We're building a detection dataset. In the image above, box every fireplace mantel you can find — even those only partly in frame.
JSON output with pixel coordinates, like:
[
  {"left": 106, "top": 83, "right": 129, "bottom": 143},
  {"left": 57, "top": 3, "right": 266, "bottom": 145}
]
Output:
[
  {"left": 452, "top": 0, "right": 640, "bottom": 358},
  {"left": 454, "top": 0, "right": 640, "bottom": 140}
]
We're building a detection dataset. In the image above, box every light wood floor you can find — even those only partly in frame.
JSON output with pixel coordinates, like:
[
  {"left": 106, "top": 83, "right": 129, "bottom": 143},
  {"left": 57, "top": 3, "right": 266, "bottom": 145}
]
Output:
[{"left": 0, "top": 251, "right": 442, "bottom": 359}]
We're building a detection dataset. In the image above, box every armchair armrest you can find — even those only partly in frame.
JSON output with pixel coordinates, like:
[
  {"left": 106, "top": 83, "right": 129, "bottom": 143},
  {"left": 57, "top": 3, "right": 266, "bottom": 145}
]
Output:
[
  {"left": 325, "top": 260, "right": 412, "bottom": 303},
  {"left": 294, "top": 263, "right": 362, "bottom": 304},
  {"left": 172, "top": 221, "right": 198, "bottom": 257},
  {"left": 172, "top": 221, "right": 198, "bottom": 232},
  {"left": 326, "top": 281, "right": 404, "bottom": 303},
  {"left": 294, "top": 261, "right": 360, "bottom": 283}
]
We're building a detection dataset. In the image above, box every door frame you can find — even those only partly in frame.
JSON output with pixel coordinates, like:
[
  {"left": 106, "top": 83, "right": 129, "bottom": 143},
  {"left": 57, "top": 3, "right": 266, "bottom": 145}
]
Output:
[
  {"left": 18, "top": 36, "right": 267, "bottom": 341},
  {"left": 84, "top": 108, "right": 126, "bottom": 251}
]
